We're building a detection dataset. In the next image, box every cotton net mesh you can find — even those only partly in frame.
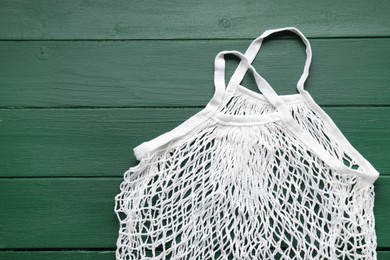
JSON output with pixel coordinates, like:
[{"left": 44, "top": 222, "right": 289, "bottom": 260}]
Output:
[
  {"left": 220, "top": 91, "right": 367, "bottom": 172},
  {"left": 114, "top": 91, "right": 377, "bottom": 259}
]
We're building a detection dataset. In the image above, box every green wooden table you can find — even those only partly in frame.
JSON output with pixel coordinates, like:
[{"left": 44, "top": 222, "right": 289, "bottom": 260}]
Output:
[{"left": 0, "top": 0, "right": 389, "bottom": 259}]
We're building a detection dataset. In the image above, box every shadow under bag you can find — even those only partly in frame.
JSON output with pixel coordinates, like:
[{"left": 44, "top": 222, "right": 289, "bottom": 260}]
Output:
[{"left": 115, "top": 27, "right": 380, "bottom": 259}]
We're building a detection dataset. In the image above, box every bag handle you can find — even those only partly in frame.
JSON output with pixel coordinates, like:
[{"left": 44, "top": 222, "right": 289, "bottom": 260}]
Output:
[
  {"left": 229, "top": 26, "right": 312, "bottom": 93},
  {"left": 214, "top": 49, "right": 288, "bottom": 110},
  {"left": 214, "top": 49, "right": 379, "bottom": 184}
]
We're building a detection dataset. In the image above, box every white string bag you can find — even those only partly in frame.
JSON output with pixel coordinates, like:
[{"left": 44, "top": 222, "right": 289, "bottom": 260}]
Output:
[{"left": 114, "top": 27, "right": 380, "bottom": 260}]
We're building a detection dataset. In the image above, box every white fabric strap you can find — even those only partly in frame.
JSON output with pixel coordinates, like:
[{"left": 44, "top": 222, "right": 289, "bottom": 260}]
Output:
[
  {"left": 134, "top": 49, "right": 287, "bottom": 162},
  {"left": 214, "top": 49, "right": 379, "bottom": 184},
  {"left": 229, "top": 26, "right": 312, "bottom": 93},
  {"left": 214, "top": 50, "right": 287, "bottom": 110}
]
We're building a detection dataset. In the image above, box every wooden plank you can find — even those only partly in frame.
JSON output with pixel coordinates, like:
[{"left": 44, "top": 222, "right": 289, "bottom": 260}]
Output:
[
  {"left": 0, "top": 38, "right": 389, "bottom": 107},
  {"left": 0, "top": 0, "right": 389, "bottom": 40},
  {"left": 0, "top": 177, "right": 389, "bottom": 249},
  {"left": 0, "top": 178, "right": 119, "bottom": 249},
  {"left": 378, "top": 252, "right": 390, "bottom": 260},
  {"left": 0, "top": 251, "right": 114, "bottom": 260},
  {"left": 0, "top": 107, "right": 388, "bottom": 178}
]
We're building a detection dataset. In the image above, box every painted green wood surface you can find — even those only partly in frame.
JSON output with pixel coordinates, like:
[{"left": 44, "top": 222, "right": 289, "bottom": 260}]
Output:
[
  {"left": 0, "top": 38, "right": 389, "bottom": 107},
  {"left": 0, "top": 177, "right": 389, "bottom": 249},
  {"left": 0, "top": 251, "right": 114, "bottom": 260},
  {"left": 0, "top": 0, "right": 389, "bottom": 39},
  {"left": 0, "top": 107, "right": 388, "bottom": 178},
  {"left": 1, "top": 0, "right": 389, "bottom": 258}
]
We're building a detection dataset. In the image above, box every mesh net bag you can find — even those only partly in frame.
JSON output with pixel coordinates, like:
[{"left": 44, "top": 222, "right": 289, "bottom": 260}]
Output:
[{"left": 114, "top": 27, "right": 379, "bottom": 259}]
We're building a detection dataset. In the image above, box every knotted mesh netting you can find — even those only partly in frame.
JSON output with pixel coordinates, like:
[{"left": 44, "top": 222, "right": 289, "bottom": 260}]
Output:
[{"left": 114, "top": 90, "right": 377, "bottom": 259}]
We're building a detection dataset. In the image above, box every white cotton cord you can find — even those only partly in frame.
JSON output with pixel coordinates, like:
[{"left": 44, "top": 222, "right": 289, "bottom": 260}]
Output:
[
  {"left": 115, "top": 26, "right": 378, "bottom": 259},
  {"left": 115, "top": 96, "right": 377, "bottom": 259}
]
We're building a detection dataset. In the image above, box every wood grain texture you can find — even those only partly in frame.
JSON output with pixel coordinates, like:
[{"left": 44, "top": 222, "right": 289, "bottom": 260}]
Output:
[
  {"left": 0, "top": 0, "right": 389, "bottom": 40},
  {"left": 0, "top": 251, "right": 114, "bottom": 260},
  {"left": 0, "top": 107, "right": 388, "bottom": 178},
  {"left": 0, "top": 177, "right": 388, "bottom": 249},
  {"left": 0, "top": 38, "right": 389, "bottom": 107},
  {"left": 0, "top": 178, "right": 118, "bottom": 249}
]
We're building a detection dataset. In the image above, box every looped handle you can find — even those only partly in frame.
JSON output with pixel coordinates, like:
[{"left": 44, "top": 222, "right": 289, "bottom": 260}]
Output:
[
  {"left": 229, "top": 26, "right": 312, "bottom": 93},
  {"left": 214, "top": 50, "right": 287, "bottom": 110}
]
